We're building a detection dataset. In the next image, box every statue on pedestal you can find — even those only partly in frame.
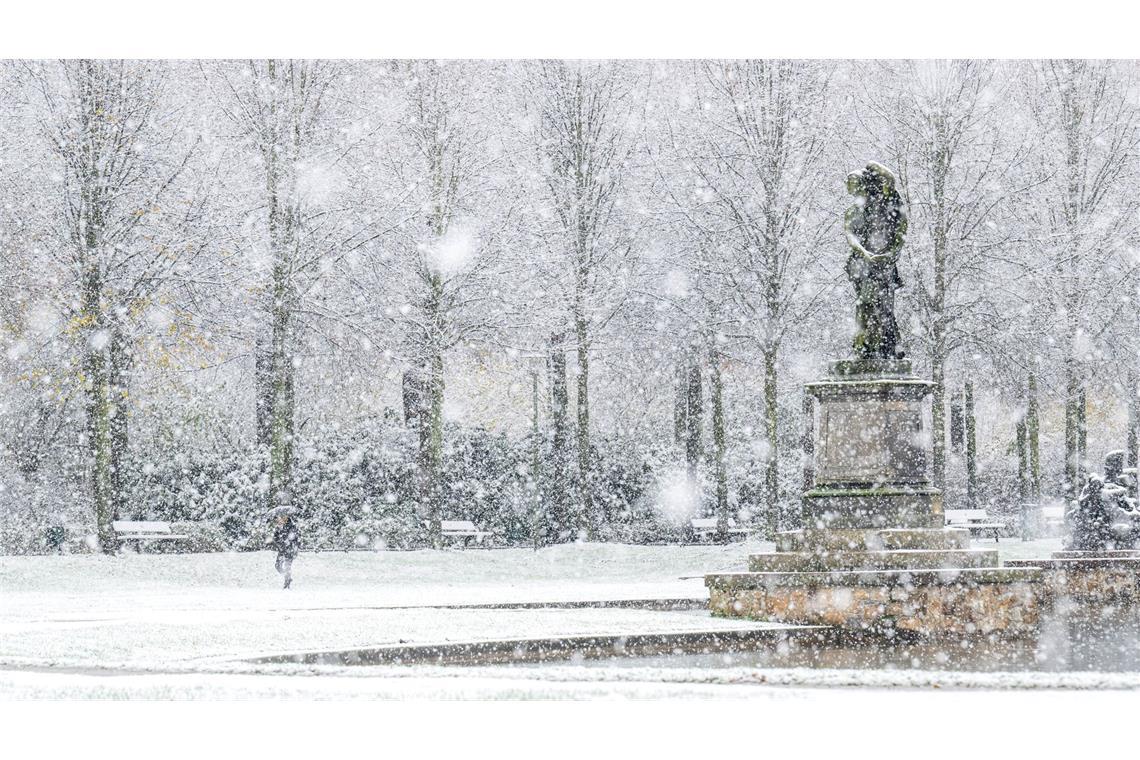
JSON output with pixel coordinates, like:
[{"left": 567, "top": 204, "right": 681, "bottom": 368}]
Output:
[
  {"left": 845, "top": 162, "right": 908, "bottom": 364},
  {"left": 1067, "top": 450, "right": 1140, "bottom": 551}
]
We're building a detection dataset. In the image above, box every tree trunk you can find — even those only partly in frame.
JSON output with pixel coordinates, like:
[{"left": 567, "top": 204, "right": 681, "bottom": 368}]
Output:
[
  {"left": 710, "top": 351, "right": 727, "bottom": 541},
  {"left": 801, "top": 390, "right": 814, "bottom": 503},
  {"left": 930, "top": 137, "right": 949, "bottom": 496},
  {"left": 1077, "top": 385, "right": 1087, "bottom": 485},
  {"left": 949, "top": 389, "right": 964, "bottom": 453},
  {"left": 762, "top": 347, "right": 779, "bottom": 536},
  {"left": 685, "top": 350, "right": 703, "bottom": 479},
  {"left": 1128, "top": 369, "right": 1138, "bottom": 501},
  {"left": 548, "top": 332, "right": 569, "bottom": 541},
  {"left": 254, "top": 332, "right": 273, "bottom": 448},
  {"left": 1064, "top": 368, "right": 1079, "bottom": 502},
  {"left": 674, "top": 363, "right": 687, "bottom": 448},
  {"left": 263, "top": 83, "right": 296, "bottom": 509},
  {"left": 109, "top": 324, "right": 131, "bottom": 521},
  {"left": 1016, "top": 413, "right": 1029, "bottom": 540},
  {"left": 931, "top": 354, "right": 946, "bottom": 493},
  {"left": 268, "top": 268, "right": 293, "bottom": 505},
  {"left": 81, "top": 197, "right": 116, "bottom": 554},
  {"left": 531, "top": 370, "right": 542, "bottom": 551},
  {"left": 1028, "top": 373, "right": 1042, "bottom": 502},
  {"left": 965, "top": 380, "right": 977, "bottom": 511},
  {"left": 574, "top": 309, "right": 592, "bottom": 538},
  {"left": 402, "top": 369, "right": 426, "bottom": 430},
  {"left": 84, "top": 300, "right": 115, "bottom": 554},
  {"left": 423, "top": 349, "right": 445, "bottom": 548},
  {"left": 414, "top": 258, "right": 448, "bottom": 549}
]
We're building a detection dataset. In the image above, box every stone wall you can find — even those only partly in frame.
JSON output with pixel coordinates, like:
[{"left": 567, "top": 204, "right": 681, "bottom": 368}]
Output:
[{"left": 708, "top": 577, "right": 1044, "bottom": 636}]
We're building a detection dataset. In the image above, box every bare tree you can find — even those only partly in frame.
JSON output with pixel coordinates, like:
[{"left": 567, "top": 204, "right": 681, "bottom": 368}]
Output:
[
  {"left": 28, "top": 60, "right": 203, "bottom": 550},
  {"left": 521, "top": 60, "right": 643, "bottom": 539},
  {"left": 1012, "top": 60, "right": 1140, "bottom": 501},
  {"left": 853, "top": 60, "right": 1025, "bottom": 500},
  {"left": 350, "top": 60, "right": 510, "bottom": 546},
  {"left": 666, "top": 60, "right": 836, "bottom": 535},
  {"left": 207, "top": 59, "right": 348, "bottom": 505}
]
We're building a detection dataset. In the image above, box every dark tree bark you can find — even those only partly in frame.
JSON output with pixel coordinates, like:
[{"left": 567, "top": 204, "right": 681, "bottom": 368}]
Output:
[
  {"left": 965, "top": 380, "right": 977, "bottom": 511},
  {"left": 109, "top": 324, "right": 132, "bottom": 521},
  {"left": 801, "top": 391, "right": 815, "bottom": 502},
  {"left": 1016, "top": 412, "right": 1030, "bottom": 540},
  {"left": 1077, "top": 385, "right": 1088, "bottom": 485},
  {"left": 548, "top": 332, "right": 570, "bottom": 540},
  {"left": 710, "top": 350, "right": 728, "bottom": 540},
  {"left": 1128, "top": 369, "right": 1138, "bottom": 501},
  {"left": 674, "top": 363, "right": 687, "bottom": 448},
  {"left": 685, "top": 350, "right": 703, "bottom": 479},
  {"left": 1028, "top": 373, "right": 1042, "bottom": 502},
  {"left": 762, "top": 347, "right": 779, "bottom": 535}
]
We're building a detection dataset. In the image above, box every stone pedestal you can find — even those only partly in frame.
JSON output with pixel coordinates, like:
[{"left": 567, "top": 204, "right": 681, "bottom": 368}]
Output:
[
  {"left": 803, "top": 365, "right": 939, "bottom": 530},
  {"left": 706, "top": 362, "right": 1043, "bottom": 636}
]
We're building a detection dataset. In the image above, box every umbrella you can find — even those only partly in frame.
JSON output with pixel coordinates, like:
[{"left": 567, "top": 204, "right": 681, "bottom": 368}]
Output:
[{"left": 266, "top": 505, "right": 297, "bottom": 521}]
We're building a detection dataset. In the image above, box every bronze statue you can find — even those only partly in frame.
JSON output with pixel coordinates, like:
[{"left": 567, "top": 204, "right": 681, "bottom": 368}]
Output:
[{"left": 845, "top": 162, "right": 908, "bottom": 363}]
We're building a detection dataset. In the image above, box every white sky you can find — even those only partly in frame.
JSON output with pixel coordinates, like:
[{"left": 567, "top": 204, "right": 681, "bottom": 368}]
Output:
[{"left": 2, "top": 1, "right": 1134, "bottom": 58}]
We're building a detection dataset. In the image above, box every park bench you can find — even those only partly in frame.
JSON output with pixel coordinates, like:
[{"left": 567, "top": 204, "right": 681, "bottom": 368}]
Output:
[
  {"left": 439, "top": 519, "right": 494, "bottom": 548},
  {"left": 690, "top": 517, "right": 750, "bottom": 543},
  {"left": 112, "top": 520, "right": 188, "bottom": 551},
  {"left": 944, "top": 509, "right": 1004, "bottom": 542}
]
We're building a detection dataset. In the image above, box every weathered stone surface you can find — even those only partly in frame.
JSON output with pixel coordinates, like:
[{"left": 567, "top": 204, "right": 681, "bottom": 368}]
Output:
[
  {"left": 707, "top": 566, "right": 1041, "bottom": 589},
  {"left": 774, "top": 527, "right": 970, "bottom": 553},
  {"left": 813, "top": 398, "right": 927, "bottom": 485},
  {"left": 800, "top": 374, "right": 941, "bottom": 531},
  {"left": 802, "top": 488, "right": 942, "bottom": 530},
  {"left": 748, "top": 548, "right": 999, "bottom": 573},
  {"left": 1005, "top": 555, "right": 1140, "bottom": 602},
  {"left": 829, "top": 358, "right": 912, "bottom": 378},
  {"left": 1050, "top": 549, "right": 1140, "bottom": 560},
  {"left": 708, "top": 574, "right": 1043, "bottom": 636},
  {"left": 807, "top": 376, "right": 934, "bottom": 401},
  {"left": 877, "top": 528, "right": 970, "bottom": 551}
]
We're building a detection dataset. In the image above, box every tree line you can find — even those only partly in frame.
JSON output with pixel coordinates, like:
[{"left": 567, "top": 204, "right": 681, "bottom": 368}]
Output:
[{"left": 2, "top": 60, "right": 1139, "bottom": 552}]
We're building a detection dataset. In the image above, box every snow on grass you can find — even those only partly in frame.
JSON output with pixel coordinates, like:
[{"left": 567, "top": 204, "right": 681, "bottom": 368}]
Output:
[
  {"left": 0, "top": 541, "right": 773, "bottom": 672},
  {"left": 0, "top": 537, "right": 1096, "bottom": 698}
]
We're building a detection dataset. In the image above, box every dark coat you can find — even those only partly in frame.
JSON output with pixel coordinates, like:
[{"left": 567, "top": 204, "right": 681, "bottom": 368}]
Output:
[{"left": 271, "top": 517, "right": 301, "bottom": 559}]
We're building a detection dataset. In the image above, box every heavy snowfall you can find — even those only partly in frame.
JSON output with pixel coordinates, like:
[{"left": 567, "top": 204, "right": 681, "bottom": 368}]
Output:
[
  {"left": 4, "top": 59, "right": 1140, "bottom": 704},
  {"left": 4, "top": 60, "right": 1137, "bottom": 552}
]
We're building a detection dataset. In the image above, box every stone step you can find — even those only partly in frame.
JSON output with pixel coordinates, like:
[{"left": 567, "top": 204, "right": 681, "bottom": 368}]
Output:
[
  {"left": 748, "top": 548, "right": 1001, "bottom": 573},
  {"left": 1051, "top": 549, "right": 1140, "bottom": 560},
  {"left": 877, "top": 528, "right": 971, "bottom": 551},
  {"left": 706, "top": 566, "right": 1043, "bottom": 636},
  {"left": 775, "top": 528, "right": 970, "bottom": 553}
]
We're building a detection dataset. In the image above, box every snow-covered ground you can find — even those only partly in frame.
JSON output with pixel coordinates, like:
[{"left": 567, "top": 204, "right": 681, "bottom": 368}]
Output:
[{"left": 10, "top": 536, "right": 1125, "bottom": 700}]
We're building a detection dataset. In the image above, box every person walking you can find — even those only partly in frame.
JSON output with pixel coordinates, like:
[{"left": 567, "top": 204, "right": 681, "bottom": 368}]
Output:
[{"left": 269, "top": 493, "right": 300, "bottom": 589}]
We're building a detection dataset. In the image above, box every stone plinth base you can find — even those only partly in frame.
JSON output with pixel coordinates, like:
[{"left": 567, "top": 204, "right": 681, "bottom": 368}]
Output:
[
  {"left": 776, "top": 527, "right": 971, "bottom": 552},
  {"left": 802, "top": 488, "right": 943, "bottom": 530},
  {"left": 706, "top": 362, "right": 1042, "bottom": 637},
  {"left": 1005, "top": 552, "right": 1140, "bottom": 602},
  {"left": 828, "top": 358, "right": 912, "bottom": 377},
  {"left": 749, "top": 548, "right": 999, "bottom": 572},
  {"left": 706, "top": 567, "right": 1044, "bottom": 636}
]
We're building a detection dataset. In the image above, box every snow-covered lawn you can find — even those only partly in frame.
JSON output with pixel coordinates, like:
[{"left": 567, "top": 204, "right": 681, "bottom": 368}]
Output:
[
  {"left": 4, "top": 536, "right": 1110, "bottom": 699},
  {"left": 0, "top": 542, "right": 768, "bottom": 671}
]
